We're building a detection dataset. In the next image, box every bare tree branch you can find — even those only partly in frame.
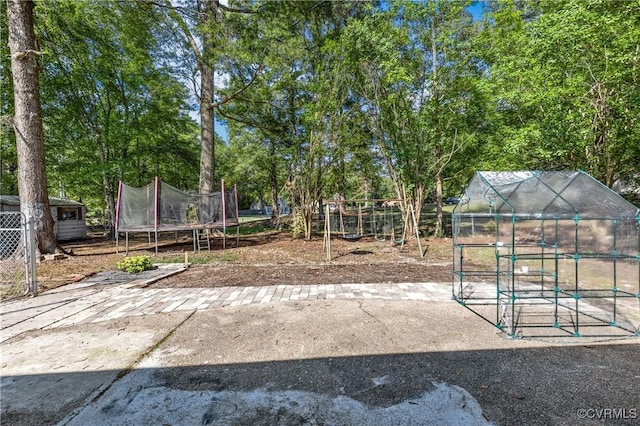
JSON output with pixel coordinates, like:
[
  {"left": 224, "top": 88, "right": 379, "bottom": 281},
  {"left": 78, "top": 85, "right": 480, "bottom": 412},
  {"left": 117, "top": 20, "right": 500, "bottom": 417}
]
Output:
[
  {"left": 158, "top": 0, "right": 203, "bottom": 63},
  {"left": 216, "top": 108, "right": 286, "bottom": 134},
  {"left": 213, "top": 63, "right": 264, "bottom": 107},
  {"left": 214, "top": 0, "right": 258, "bottom": 14}
]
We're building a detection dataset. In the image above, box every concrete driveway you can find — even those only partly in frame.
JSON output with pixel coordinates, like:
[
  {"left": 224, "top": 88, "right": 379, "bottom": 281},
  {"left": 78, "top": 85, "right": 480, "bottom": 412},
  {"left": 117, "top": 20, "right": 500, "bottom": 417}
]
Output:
[{"left": 1, "top": 272, "right": 638, "bottom": 425}]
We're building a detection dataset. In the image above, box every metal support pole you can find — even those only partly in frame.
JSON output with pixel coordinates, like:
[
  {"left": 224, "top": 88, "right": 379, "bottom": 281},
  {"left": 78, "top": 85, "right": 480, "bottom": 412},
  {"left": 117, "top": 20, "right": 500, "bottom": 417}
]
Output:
[
  {"left": 234, "top": 184, "right": 240, "bottom": 246},
  {"left": 573, "top": 215, "right": 580, "bottom": 336},
  {"left": 115, "top": 181, "right": 123, "bottom": 254},
  {"left": 154, "top": 177, "right": 159, "bottom": 255},
  {"left": 221, "top": 179, "right": 227, "bottom": 249}
]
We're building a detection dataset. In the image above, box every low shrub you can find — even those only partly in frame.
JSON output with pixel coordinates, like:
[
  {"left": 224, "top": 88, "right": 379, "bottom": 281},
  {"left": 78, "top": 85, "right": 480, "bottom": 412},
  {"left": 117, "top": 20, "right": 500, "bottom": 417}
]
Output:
[
  {"left": 116, "top": 255, "right": 153, "bottom": 274},
  {"left": 291, "top": 211, "right": 307, "bottom": 239},
  {"left": 484, "top": 220, "right": 497, "bottom": 235}
]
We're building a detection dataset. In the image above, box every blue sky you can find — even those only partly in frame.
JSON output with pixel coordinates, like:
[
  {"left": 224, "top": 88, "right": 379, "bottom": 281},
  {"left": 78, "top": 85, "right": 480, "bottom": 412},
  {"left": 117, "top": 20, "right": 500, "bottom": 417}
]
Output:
[
  {"left": 215, "top": 118, "right": 228, "bottom": 141},
  {"left": 468, "top": 1, "right": 484, "bottom": 21}
]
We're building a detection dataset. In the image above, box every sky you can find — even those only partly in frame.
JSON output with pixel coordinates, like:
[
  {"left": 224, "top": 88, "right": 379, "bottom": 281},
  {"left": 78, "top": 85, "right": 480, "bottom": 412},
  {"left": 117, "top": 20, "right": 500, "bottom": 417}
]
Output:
[
  {"left": 468, "top": 1, "right": 484, "bottom": 21},
  {"left": 215, "top": 118, "right": 228, "bottom": 142}
]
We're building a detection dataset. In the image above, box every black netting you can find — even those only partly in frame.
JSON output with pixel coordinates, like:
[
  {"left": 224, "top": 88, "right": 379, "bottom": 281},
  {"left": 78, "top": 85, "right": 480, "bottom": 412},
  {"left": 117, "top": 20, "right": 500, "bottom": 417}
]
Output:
[{"left": 117, "top": 179, "right": 238, "bottom": 231}]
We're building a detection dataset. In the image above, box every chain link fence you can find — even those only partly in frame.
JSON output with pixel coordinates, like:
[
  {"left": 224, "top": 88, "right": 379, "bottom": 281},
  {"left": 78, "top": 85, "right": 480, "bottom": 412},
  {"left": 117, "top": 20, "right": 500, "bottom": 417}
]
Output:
[{"left": 1, "top": 212, "right": 37, "bottom": 300}]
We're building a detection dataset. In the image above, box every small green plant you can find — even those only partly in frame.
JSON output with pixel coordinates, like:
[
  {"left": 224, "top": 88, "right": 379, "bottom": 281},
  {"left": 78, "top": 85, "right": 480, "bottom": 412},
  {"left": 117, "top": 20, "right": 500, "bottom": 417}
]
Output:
[
  {"left": 291, "top": 210, "right": 307, "bottom": 239},
  {"left": 116, "top": 255, "right": 153, "bottom": 274},
  {"left": 484, "top": 220, "right": 496, "bottom": 235}
]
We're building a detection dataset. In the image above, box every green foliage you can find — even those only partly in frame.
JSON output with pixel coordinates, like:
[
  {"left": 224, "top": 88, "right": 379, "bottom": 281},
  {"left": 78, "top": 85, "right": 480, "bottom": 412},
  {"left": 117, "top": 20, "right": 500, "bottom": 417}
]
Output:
[
  {"left": 0, "top": 132, "right": 18, "bottom": 195},
  {"left": 215, "top": 132, "right": 275, "bottom": 209},
  {"left": 484, "top": 220, "right": 496, "bottom": 236},
  {"left": 4, "top": 0, "right": 638, "bottom": 231},
  {"left": 290, "top": 210, "right": 307, "bottom": 239},
  {"left": 34, "top": 1, "right": 199, "bottom": 225},
  {"left": 116, "top": 256, "right": 153, "bottom": 274},
  {"left": 481, "top": 0, "right": 640, "bottom": 186}
]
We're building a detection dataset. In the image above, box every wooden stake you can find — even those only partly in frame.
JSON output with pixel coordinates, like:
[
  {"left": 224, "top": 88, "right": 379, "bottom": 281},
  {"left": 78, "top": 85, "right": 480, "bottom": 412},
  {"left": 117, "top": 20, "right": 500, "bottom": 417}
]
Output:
[
  {"left": 410, "top": 203, "right": 425, "bottom": 258},
  {"left": 324, "top": 204, "right": 332, "bottom": 261}
]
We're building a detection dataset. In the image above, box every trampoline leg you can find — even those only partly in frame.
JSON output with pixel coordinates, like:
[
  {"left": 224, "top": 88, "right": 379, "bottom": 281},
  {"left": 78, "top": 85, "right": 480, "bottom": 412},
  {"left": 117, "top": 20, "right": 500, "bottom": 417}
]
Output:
[{"left": 192, "top": 230, "right": 197, "bottom": 253}]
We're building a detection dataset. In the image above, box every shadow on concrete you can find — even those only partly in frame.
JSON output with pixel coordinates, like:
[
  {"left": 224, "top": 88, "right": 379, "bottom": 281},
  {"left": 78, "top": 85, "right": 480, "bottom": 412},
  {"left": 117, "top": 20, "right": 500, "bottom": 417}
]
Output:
[{"left": 3, "top": 343, "right": 639, "bottom": 426}]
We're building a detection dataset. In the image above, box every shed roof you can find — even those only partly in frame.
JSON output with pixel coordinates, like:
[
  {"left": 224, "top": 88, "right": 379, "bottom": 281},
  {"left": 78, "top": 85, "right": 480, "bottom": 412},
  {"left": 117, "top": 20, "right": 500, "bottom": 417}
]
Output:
[
  {"left": 0, "top": 195, "right": 85, "bottom": 207},
  {"left": 456, "top": 171, "right": 639, "bottom": 220}
]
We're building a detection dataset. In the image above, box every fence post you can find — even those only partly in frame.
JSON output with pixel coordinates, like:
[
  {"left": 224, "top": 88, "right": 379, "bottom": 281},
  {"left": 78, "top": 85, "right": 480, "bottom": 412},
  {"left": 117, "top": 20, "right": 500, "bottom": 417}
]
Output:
[{"left": 28, "top": 216, "right": 37, "bottom": 296}]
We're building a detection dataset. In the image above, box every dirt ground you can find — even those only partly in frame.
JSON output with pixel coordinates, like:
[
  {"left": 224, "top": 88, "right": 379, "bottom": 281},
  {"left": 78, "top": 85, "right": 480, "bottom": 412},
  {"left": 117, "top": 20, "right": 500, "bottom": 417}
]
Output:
[
  {"left": 6, "top": 225, "right": 639, "bottom": 425},
  {"left": 37, "top": 229, "right": 454, "bottom": 293}
]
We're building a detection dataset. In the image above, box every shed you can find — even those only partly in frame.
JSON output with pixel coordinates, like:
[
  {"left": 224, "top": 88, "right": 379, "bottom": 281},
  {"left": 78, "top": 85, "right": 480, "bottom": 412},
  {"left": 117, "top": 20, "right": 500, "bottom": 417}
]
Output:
[
  {"left": 0, "top": 195, "right": 87, "bottom": 241},
  {"left": 452, "top": 171, "right": 639, "bottom": 338}
]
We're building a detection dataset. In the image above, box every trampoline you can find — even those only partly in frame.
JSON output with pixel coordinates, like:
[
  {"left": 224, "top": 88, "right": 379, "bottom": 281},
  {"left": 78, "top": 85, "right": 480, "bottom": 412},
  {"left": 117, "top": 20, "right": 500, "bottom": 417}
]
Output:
[{"left": 115, "top": 177, "right": 239, "bottom": 254}]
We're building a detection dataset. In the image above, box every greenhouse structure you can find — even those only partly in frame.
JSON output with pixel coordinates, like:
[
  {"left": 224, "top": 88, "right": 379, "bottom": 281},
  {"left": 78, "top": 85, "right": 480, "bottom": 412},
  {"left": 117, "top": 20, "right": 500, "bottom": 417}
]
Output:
[{"left": 452, "top": 171, "right": 640, "bottom": 338}]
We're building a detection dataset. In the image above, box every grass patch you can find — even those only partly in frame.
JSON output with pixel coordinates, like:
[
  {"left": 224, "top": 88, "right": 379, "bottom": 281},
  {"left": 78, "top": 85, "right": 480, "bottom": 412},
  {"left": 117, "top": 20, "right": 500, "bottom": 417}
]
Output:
[
  {"left": 238, "top": 221, "right": 276, "bottom": 236},
  {"left": 421, "top": 204, "right": 457, "bottom": 214},
  {"left": 238, "top": 215, "right": 270, "bottom": 223},
  {"left": 155, "top": 251, "right": 238, "bottom": 265},
  {"left": 426, "top": 244, "right": 451, "bottom": 257},
  {"left": 216, "top": 252, "right": 238, "bottom": 262}
]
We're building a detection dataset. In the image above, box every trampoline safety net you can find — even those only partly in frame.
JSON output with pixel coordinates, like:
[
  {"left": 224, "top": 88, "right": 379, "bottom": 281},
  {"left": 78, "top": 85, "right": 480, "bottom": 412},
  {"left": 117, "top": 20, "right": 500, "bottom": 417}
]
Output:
[
  {"left": 116, "top": 178, "right": 238, "bottom": 232},
  {"left": 115, "top": 178, "right": 239, "bottom": 254}
]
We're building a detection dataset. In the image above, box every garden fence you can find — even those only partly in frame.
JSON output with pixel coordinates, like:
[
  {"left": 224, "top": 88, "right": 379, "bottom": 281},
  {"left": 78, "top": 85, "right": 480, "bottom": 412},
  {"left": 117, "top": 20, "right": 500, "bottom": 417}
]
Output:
[{"left": 0, "top": 212, "right": 37, "bottom": 299}]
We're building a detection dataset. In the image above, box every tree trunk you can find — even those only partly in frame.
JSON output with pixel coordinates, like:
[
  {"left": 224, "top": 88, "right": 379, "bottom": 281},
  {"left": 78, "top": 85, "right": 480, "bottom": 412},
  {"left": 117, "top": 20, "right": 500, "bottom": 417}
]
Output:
[
  {"left": 102, "top": 173, "right": 117, "bottom": 239},
  {"left": 161, "top": 0, "right": 216, "bottom": 194},
  {"left": 431, "top": 20, "right": 444, "bottom": 237},
  {"left": 268, "top": 140, "right": 280, "bottom": 226},
  {"left": 434, "top": 166, "right": 444, "bottom": 236},
  {"left": 7, "top": 0, "right": 56, "bottom": 256},
  {"left": 199, "top": 62, "right": 215, "bottom": 193},
  {"left": 413, "top": 182, "right": 425, "bottom": 237},
  {"left": 198, "top": 0, "right": 218, "bottom": 194}
]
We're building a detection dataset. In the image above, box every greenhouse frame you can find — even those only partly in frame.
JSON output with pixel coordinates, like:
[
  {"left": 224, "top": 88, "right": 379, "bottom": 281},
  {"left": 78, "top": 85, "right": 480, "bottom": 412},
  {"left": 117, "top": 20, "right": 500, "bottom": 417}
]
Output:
[{"left": 452, "top": 171, "right": 640, "bottom": 338}]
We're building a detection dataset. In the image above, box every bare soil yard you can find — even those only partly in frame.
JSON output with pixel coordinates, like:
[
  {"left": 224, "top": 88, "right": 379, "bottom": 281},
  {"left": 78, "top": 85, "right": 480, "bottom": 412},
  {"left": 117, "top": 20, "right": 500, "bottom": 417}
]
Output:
[{"left": 37, "top": 227, "right": 454, "bottom": 292}]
